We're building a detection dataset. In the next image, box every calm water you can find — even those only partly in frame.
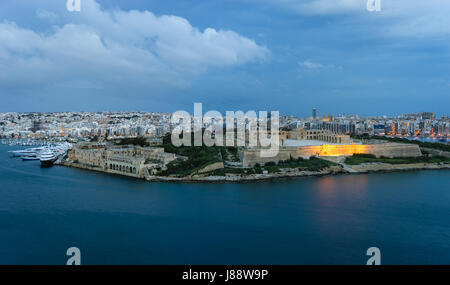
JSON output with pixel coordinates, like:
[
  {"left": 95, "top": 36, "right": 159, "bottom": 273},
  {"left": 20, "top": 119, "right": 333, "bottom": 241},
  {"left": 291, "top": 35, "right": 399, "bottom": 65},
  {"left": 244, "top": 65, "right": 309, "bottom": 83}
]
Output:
[{"left": 0, "top": 144, "right": 449, "bottom": 265}]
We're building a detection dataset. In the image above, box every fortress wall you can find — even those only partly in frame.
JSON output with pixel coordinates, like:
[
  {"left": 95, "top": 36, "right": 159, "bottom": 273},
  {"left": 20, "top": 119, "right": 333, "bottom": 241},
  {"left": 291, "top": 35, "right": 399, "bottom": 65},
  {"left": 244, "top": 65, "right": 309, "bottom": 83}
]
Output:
[
  {"left": 105, "top": 168, "right": 143, "bottom": 179},
  {"left": 362, "top": 143, "right": 422, "bottom": 158},
  {"left": 421, "top": 147, "right": 450, "bottom": 158},
  {"left": 242, "top": 143, "right": 422, "bottom": 166},
  {"left": 241, "top": 148, "right": 299, "bottom": 167}
]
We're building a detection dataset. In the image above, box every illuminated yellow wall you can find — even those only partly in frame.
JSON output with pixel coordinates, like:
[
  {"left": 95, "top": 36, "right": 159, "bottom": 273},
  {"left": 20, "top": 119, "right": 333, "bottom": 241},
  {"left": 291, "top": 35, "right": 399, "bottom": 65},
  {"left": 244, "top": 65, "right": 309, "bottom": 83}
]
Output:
[
  {"left": 297, "top": 144, "right": 368, "bottom": 157},
  {"left": 296, "top": 143, "right": 422, "bottom": 158}
]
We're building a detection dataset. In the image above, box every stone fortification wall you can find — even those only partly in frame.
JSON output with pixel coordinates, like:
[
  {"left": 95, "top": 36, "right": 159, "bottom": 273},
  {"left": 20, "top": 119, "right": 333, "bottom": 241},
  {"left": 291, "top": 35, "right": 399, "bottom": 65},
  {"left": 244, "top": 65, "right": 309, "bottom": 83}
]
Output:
[{"left": 241, "top": 143, "right": 422, "bottom": 166}]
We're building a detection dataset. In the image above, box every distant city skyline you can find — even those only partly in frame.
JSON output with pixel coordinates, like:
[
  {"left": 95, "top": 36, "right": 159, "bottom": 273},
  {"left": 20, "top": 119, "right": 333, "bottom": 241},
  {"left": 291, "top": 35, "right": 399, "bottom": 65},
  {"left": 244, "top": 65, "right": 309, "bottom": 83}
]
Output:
[
  {"left": 1, "top": 0, "right": 449, "bottom": 115},
  {"left": 2, "top": 109, "right": 448, "bottom": 141},
  {"left": 0, "top": 109, "right": 447, "bottom": 119}
]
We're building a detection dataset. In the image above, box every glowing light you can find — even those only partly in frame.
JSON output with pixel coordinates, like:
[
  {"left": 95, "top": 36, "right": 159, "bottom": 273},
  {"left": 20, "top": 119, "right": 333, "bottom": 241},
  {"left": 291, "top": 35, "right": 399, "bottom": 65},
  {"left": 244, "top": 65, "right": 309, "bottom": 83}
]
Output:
[{"left": 299, "top": 144, "right": 369, "bottom": 157}]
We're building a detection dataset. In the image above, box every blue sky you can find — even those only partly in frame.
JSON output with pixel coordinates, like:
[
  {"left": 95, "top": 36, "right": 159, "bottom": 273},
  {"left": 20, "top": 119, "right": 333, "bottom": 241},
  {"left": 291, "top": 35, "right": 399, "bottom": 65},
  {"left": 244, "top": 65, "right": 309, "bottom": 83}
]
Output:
[{"left": 0, "top": 0, "right": 449, "bottom": 117}]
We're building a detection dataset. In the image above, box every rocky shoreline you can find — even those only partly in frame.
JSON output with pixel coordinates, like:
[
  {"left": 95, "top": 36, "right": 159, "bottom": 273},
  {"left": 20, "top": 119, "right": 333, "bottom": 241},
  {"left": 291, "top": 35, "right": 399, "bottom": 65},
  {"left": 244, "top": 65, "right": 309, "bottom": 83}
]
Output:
[
  {"left": 60, "top": 161, "right": 450, "bottom": 183},
  {"left": 145, "top": 163, "right": 450, "bottom": 183},
  {"left": 145, "top": 169, "right": 339, "bottom": 183}
]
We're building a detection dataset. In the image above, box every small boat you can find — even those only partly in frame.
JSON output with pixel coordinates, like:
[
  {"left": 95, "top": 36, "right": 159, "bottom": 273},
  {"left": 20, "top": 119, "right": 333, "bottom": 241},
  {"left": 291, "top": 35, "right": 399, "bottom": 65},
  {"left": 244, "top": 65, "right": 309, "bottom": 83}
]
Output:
[
  {"left": 22, "top": 156, "right": 40, "bottom": 161},
  {"left": 9, "top": 147, "right": 45, "bottom": 157}
]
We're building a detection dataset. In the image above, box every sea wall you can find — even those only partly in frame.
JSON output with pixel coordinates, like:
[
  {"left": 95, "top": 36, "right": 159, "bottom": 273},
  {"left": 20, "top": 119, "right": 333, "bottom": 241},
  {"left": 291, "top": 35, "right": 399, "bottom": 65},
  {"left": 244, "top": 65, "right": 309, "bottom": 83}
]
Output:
[
  {"left": 350, "top": 162, "right": 450, "bottom": 173},
  {"left": 145, "top": 163, "right": 450, "bottom": 183},
  {"left": 62, "top": 161, "right": 144, "bottom": 179},
  {"left": 61, "top": 157, "right": 449, "bottom": 184}
]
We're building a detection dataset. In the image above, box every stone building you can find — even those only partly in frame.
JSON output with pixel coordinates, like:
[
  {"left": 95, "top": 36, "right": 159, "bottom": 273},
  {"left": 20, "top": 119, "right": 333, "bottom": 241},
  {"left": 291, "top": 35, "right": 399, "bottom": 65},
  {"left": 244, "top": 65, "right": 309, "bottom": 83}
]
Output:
[
  {"left": 286, "top": 128, "right": 351, "bottom": 144},
  {"left": 106, "top": 155, "right": 146, "bottom": 178},
  {"left": 67, "top": 143, "right": 178, "bottom": 178},
  {"left": 68, "top": 142, "right": 107, "bottom": 167},
  {"left": 72, "top": 148, "right": 105, "bottom": 167},
  {"left": 104, "top": 146, "right": 176, "bottom": 164}
]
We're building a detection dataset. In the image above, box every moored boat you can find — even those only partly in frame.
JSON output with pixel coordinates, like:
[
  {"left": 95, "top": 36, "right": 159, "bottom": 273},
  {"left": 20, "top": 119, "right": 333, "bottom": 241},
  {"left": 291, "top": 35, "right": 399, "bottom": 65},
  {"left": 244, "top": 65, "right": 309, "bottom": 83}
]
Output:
[
  {"left": 40, "top": 151, "right": 57, "bottom": 167},
  {"left": 9, "top": 147, "right": 45, "bottom": 157},
  {"left": 22, "top": 155, "right": 40, "bottom": 161}
]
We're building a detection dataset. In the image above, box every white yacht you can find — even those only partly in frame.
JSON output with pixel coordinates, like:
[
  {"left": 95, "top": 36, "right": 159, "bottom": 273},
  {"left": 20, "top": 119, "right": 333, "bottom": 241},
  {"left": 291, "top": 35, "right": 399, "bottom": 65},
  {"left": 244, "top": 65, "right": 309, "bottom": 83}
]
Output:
[
  {"left": 40, "top": 150, "right": 57, "bottom": 167},
  {"left": 9, "top": 147, "right": 45, "bottom": 157}
]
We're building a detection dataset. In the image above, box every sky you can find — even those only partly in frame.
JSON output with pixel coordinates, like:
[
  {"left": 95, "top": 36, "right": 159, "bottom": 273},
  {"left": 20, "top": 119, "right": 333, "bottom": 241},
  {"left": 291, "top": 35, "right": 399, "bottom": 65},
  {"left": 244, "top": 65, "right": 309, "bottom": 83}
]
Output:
[{"left": 0, "top": 0, "right": 449, "bottom": 117}]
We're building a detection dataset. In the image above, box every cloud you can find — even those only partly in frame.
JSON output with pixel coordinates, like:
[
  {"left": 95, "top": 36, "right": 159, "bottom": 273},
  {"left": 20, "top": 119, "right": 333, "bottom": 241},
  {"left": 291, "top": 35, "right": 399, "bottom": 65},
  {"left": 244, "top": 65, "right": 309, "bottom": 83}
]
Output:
[
  {"left": 256, "top": 0, "right": 450, "bottom": 37},
  {"left": 36, "top": 9, "right": 59, "bottom": 21},
  {"left": 254, "top": 0, "right": 365, "bottom": 15},
  {"left": 380, "top": 0, "right": 450, "bottom": 38},
  {"left": 298, "top": 60, "right": 325, "bottom": 69},
  {"left": 287, "top": 0, "right": 364, "bottom": 15},
  {"left": 298, "top": 60, "right": 342, "bottom": 71},
  {"left": 0, "top": 0, "right": 269, "bottom": 94}
]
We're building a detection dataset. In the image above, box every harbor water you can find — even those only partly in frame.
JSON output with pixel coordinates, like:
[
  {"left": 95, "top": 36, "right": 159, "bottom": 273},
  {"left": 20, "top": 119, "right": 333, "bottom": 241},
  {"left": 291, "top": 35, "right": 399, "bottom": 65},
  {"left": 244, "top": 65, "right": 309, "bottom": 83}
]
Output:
[{"left": 0, "top": 144, "right": 449, "bottom": 264}]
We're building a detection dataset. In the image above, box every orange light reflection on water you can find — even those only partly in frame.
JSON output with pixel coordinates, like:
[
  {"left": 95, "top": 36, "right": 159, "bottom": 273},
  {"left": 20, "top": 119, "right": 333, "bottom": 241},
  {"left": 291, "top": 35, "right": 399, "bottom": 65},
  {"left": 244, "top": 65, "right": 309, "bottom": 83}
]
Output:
[{"left": 312, "top": 175, "right": 370, "bottom": 234}]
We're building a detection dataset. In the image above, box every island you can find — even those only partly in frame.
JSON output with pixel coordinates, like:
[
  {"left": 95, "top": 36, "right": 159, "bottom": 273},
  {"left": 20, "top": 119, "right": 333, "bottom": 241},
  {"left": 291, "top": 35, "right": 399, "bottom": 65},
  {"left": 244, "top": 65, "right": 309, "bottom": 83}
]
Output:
[{"left": 59, "top": 128, "right": 450, "bottom": 183}]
